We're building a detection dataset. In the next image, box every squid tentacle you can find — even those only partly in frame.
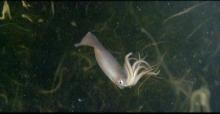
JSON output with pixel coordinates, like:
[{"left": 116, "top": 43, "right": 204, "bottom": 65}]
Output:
[{"left": 123, "top": 52, "right": 160, "bottom": 87}]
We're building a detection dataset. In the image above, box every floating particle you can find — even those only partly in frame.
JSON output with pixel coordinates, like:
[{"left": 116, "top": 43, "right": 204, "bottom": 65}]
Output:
[
  {"left": 51, "top": 1, "right": 55, "bottom": 16},
  {"left": 71, "top": 21, "right": 77, "bottom": 27},
  {"left": 21, "top": 14, "right": 33, "bottom": 23},
  {"left": 38, "top": 18, "right": 44, "bottom": 23},
  {"left": 77, "top": 98, "right": 83, "bottom": 102},
  {"left": 21, "top": 0, "right": 31, "bottom": 9},
  {"left": 198, "top": 59, "right": 202, "bottom": 64},
  {"left": 136, "top": 6, "right": 141, "bottom": 11},
  {"left": 214, "top": 80, "right": 220, "bottom": 86},
  {"left": 0, "top": 0, "right": 12, "bottom": 20}
]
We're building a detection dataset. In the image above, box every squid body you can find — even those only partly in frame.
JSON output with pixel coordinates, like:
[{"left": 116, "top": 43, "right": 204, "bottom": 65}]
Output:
[{"left": 75, "top": 32, "right": 159, "bottom": 89}]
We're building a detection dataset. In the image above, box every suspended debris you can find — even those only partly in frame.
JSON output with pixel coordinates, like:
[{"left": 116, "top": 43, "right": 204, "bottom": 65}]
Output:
[
  {"left": 70, "top": 21, "right": 77, "bottom": 27},
  {"left": 21, "top": 14, "right": 33, "bottom": 23},
  {"left": 0, "top": 0, "right": 12, "bottom": 20},
  {"left": 21, "top": 0, "right": 31, "bottom": 9}
]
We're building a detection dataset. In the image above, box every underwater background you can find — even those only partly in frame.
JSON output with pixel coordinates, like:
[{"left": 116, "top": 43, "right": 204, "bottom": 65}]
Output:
[{"left": 0, "top": 1, "right": 219, "bottom": 112}]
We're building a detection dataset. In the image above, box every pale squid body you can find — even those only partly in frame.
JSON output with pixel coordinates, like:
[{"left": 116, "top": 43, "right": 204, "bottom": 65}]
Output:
[{"left": 75, "top": 32, "right": 159, "bottom": 89}]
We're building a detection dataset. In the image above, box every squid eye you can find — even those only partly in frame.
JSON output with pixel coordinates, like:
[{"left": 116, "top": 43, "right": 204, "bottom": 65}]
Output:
[{"left": 119, "top": 80, "right": 124, "bottom": 85}]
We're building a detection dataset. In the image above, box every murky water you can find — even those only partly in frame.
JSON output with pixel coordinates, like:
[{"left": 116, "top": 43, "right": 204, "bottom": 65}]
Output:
[{"left": 0, "top": 1, "right": 219, "bottom": 112}]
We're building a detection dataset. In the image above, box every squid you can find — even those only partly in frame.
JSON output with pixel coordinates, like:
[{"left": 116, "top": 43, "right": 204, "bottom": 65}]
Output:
[{"left": 75, "top": 32, "right": 160, "bottom": 89}]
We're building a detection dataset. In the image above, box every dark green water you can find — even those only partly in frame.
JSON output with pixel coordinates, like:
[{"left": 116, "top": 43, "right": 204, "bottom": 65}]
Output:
[{"left": 0, "top": 1, "right": 219, "bottom": 112}]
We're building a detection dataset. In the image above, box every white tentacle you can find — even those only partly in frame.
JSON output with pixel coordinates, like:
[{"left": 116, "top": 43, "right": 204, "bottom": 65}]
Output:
[{"left": 123, "top": 52, "right": 160, "bottom": 87}]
